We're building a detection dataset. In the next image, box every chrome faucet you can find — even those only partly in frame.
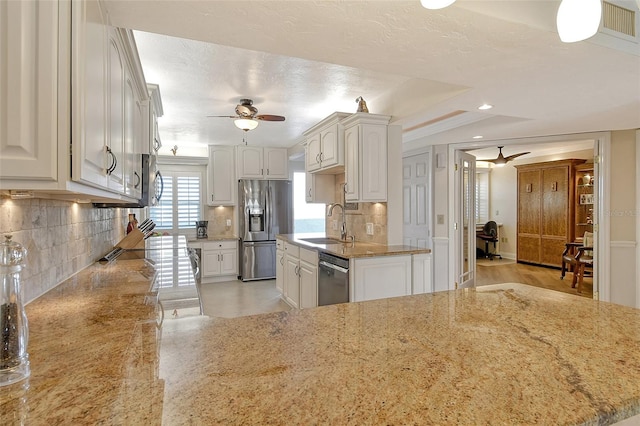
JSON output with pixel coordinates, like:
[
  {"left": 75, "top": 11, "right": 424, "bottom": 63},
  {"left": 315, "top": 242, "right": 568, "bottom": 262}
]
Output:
[{"left": 327, "top": 203, "right": 347, "bottom": 241}]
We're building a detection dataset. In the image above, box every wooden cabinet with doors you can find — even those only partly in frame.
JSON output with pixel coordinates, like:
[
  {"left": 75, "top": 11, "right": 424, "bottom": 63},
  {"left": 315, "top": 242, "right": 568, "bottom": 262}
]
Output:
[{"left": 515, "top": 159, "right": 585, "bottom": 267}]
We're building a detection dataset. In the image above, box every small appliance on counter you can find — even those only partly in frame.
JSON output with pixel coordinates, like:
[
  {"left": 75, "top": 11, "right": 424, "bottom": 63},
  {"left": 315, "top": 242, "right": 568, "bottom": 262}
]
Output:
[{"left": 196, "top": 221, "right": 208, "bottom": 239}]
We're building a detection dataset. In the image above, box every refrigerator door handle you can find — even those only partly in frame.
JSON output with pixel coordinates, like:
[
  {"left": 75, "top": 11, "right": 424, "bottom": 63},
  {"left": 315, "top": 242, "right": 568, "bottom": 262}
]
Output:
[{"left": 266, "top": 183, "right": 272, "bottom": 239}]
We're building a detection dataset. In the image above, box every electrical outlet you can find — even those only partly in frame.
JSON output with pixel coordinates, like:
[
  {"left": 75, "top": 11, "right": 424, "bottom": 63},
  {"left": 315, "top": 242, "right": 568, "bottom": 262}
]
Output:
[
  {"left": 366, "top": 223, "right": 374, "bottom": 235},
  {"left": 226, "top": 219, "right": 231, "bottom": 227},
  {"left": 437, "top": 214, "right": 444, "bottom": 225},
  {"left": 495, "top": 210, "right": 500, "bottom": 216},
  {"left": 332, "top": 220, "right": 338, "bottom": 230}
]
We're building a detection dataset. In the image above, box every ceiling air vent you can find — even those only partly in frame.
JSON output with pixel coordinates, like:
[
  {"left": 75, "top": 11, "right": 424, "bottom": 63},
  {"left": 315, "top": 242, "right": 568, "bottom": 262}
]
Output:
[{"left": 602, "top": 1, "right": 636, "bottom": 37}]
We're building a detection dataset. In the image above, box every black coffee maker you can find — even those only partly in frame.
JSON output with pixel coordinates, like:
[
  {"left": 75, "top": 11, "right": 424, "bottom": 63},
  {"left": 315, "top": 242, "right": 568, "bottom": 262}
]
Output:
[{"left": 196, "top": 221, "right": 208, "bottom": 239}]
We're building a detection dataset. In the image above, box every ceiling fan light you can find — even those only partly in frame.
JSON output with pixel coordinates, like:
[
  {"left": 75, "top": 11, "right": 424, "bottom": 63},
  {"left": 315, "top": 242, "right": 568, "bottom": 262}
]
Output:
[
  {"left": 420, "top": 0, "right": 456, "bottom": 10},
  {"left": 234, "top": 118, "right": 259, "bottom": 131},
  {"left": 557, "top": 0, "right": 602, "bottom": 43}
]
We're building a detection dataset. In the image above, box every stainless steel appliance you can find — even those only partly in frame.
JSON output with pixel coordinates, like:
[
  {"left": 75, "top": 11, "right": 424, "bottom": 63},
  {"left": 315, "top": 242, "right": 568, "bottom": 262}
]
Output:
[
  {"left": 93, "top": 153, "right": 164, "bottom": 208},
  {"left": 239, "top": 180, "right": 292, "bottom": 281},
  {"left": 318, "top": 252, "right": 349, "bottom": 305}
]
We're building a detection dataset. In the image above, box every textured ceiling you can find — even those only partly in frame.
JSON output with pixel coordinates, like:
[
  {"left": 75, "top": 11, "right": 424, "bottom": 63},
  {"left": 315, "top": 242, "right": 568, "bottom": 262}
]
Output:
[{"left": 102, "top": 0, "right": 640, "bottom": 155}]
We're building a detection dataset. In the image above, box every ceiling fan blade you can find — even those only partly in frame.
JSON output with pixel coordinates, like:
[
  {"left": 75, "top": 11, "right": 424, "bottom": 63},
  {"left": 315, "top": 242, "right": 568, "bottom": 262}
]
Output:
[
  {"left": 504, "top": 152, "right": 530, "bottom": 162},
  {"left": 255, "top": 114, "right": 285, "bottom": 122},
  {"left": 206, "top": 115, "right": 239, "bottom": 118}
]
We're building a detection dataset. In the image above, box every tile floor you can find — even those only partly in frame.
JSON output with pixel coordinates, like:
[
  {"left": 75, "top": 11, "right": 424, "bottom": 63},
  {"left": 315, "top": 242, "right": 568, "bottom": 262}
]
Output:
[{"left": 198, "top": 279, "right": 292, "bottom": 318}]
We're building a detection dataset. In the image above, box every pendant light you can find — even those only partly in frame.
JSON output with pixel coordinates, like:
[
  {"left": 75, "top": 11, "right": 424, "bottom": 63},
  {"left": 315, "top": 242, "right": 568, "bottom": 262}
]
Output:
[
  {"left": 557, "top": 0, "right": 602, "bottom": 43},
  {"left": 420, "top": 0, "right": 456, "bottom": 10}
]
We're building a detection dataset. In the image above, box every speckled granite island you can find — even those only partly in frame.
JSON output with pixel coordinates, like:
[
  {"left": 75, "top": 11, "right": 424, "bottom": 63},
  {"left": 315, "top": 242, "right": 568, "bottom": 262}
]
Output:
[{"left": 3, "top": 258, "right": 640, "bottom": 425}]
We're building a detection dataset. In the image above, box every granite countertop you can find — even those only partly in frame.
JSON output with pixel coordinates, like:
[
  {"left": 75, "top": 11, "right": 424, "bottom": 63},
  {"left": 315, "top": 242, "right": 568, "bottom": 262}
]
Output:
[
  {"left": 5, "top": 256, "right": 640, "bottom": 424},
  {"left": 277, "top": 233, "right": 430, "bottom": 258}
]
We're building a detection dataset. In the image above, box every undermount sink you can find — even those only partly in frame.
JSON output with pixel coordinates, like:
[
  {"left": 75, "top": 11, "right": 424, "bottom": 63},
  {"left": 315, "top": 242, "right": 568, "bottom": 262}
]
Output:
[{"left": 299, "top": 237, "right": 344, "bottom": 245}]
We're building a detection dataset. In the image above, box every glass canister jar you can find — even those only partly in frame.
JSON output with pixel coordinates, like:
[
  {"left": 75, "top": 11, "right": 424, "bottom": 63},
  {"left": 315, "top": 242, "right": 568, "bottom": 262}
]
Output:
[{"left": 0, "top": 235, "right": 30, "bottom": 386}]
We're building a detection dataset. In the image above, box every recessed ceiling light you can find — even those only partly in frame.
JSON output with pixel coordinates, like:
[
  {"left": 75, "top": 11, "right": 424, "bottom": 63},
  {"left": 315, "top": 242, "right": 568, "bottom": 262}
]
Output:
[
  {"left": 478, "top": 104, "right": 493, "bottom": 110},
  {"left": 473, "top": 135, "right": 483, "bottom": 139}
]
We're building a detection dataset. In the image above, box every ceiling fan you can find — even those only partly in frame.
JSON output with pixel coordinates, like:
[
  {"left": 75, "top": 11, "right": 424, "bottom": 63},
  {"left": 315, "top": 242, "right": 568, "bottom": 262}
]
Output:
[
  {"left": 480, "top": 146, "right": 530, "bottom": 167},
  {"left": 208, "top": 98, "right": 285, "bottom": 131}
]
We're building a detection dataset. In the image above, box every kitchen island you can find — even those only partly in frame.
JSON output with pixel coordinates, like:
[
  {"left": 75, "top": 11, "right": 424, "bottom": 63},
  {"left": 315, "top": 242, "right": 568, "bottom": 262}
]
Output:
[{"left": 3, "top": 258, "right": 640, "bottom": 425}]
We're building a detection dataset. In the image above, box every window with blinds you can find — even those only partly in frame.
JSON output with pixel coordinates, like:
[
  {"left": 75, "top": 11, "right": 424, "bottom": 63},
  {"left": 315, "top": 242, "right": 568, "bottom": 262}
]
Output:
[
  {"left": 150, "top": 171, "right": 202, "bottom": 232},
  {"left": 476, "top": 170, "right": 490, "bottom": 224}
]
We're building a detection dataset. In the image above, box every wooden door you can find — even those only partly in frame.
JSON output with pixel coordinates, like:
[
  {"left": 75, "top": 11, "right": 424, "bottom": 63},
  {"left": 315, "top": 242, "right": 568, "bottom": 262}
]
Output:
[
  {"left": 517, "top": 169, "right": 541, "bottom": 264},
  {"left": 541, "top": 165, "right": 569, "bottom": 266}
]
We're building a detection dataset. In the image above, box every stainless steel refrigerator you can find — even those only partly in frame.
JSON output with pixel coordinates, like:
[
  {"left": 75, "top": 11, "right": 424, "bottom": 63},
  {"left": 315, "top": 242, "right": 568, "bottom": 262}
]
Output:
[{"left": 239, "top": 179, "right": 292, "bottom": 281}]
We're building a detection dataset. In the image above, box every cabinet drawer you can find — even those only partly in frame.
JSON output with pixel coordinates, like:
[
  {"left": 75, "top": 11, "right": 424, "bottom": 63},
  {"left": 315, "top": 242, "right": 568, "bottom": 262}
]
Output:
[
  {"left": 203, "top": 240, "right": 237, "bottom": 251},
  {"left": 284, "top": 242, "right": 299, "bottom": 257},
  {"left": 299, "top": 247, "right": 318, "bottom": 264},
  {"left": 276, "top": 239, "right": 284, "bottom": 250}
]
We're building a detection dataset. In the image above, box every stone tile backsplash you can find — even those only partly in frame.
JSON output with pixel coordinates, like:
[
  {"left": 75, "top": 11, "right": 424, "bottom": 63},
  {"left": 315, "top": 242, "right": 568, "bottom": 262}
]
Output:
[
  {"left": 204, "top": 206, "right": 235, "bottom": 237},
  {"left": 325, "top": 174, "right": 388, "bottom": 245},
  {"left": 0, "top": 198, "right": 127, "bottom": 303}
]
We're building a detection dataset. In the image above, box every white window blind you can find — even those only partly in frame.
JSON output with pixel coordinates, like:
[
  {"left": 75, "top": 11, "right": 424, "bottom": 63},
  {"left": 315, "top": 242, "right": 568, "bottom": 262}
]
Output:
[
  {"left": 176, "top": 176, "right": 200, "bottom": 229},
  {"left": 476, "top": 171, "right": 490, "bottom": 224},
  {"left": 150, "top": 170, "right": 202, "bottom": 232}
]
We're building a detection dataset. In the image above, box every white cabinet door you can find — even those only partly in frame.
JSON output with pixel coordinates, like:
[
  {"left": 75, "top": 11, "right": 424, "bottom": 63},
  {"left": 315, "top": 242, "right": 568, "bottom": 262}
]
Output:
[
  {"left": 71, "top": 0, "right": 109, "bottom": 189},
  {"left": 123, "top": 68, "right": 142, "bottom": 199},
  {"left": 344, "top": 125, "right": 359, "bottom": 201},
  {"left": 202, "top": 250, "right": 221, "bottom": 277},
  {"left": 305, "top": 134, "right": 321, "bottom": 172},
  {"left": 106, "top": 28, "right": 125, "bottom": 194},
  {"left": 264, "top": 148, "right": 288, "bottom": 179},
  {"left": 236, "top": 146, "right": 264, "bottom": 179},
  {"left": 276, "top": 249, "right": 285, "bottom": 293},
  {"left": 319, "top": 126, "right": 339, "bottom": 168},
  {"left": 0, "top": 0, "right": 58, "bottom": 181},
  {"left": 360, "top": 124, "right": 387, "bottom": 202},
  {"left": 284, "top": 254, "right": 300, "bottom": 308},
  {"left": 299, "top": 260, "right": 318, "bottom": 309},
  {"left": 207, "top": 146, "right": 236, "bottom": 205},
  {"left": 219, "top": 249, "right": 238, "bottom": 276},
  {"left": 352, "top": 256, "right": 412, "bottom": 302},
  {"left": 344, "top": 123, "right": 387, "bottom": 202}
]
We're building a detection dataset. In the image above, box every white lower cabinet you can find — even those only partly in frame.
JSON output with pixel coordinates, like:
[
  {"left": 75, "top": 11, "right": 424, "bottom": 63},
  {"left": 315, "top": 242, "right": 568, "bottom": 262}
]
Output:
[
  {"left": 276, "top": 247, "right": 285, "bottom": 294},
  {"left": 351, "top": 255, "right": 412, "bottom": 302},
  {"left": 411, "top": 253, "right": 432, "bottom": 295},
  {"left": 202, "top": 240, "right": 238, "bottom": 279},
  {"left": 281, "top": 242, "right": 318, "bottom": 309},
  {"left": 299, "top": 249, "right": 318, "bottom": 309}
]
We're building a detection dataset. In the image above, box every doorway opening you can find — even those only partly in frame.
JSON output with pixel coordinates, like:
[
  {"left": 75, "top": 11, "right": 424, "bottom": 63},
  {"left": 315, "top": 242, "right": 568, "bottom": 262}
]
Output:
[{"left": 453, "top": 137, "right": 603, "bottom": 299}]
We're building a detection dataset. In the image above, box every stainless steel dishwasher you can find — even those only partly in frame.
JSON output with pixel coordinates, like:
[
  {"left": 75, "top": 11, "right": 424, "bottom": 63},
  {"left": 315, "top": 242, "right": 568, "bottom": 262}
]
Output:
[{"left": 318, "top": 252, "right": 349, "bottom": 305}]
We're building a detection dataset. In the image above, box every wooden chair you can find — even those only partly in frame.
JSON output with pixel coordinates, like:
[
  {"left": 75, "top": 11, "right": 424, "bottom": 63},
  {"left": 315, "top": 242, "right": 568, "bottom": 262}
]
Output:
[
  {"left": 573, "top": 232, "right": 594, "bottom": 293},
  {"left": 560, "top": 242, "right": 582, "bottom": 280}
]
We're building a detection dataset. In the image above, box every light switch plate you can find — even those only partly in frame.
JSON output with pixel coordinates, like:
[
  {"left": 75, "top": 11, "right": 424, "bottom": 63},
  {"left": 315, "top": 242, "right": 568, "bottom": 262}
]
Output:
[
  {"left": 366, "top": 223, "right": 374, "bottom": 235},
  {"left": 226, "top": 219, "right": 231, "bottom": 227}
]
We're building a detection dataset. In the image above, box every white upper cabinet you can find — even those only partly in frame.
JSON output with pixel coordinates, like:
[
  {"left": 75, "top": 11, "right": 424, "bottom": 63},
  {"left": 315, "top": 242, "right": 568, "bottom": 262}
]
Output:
[
  {"left": 0, "top": 0, "right": 59, "bottom": 182},
  {"left": 146, "top": 84, "right": 163, "bottom": 154},
  {"left": 236, "top": 146, "right": 288, "bottom": 180},
  {"left": 71, "top": 0, "right": 110, "bottom": 190},
  {"left": 342, "top": 113, "right": 390, "bottom": 203},
  {"left": 303, "top": 112, "right": 349, "bottom": 174},
  {"left": 207, "top": 145, "right": 236, "bottom": 206},
  {"left": 0, "top": 0, "right": 150, "bottom": 203}
]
